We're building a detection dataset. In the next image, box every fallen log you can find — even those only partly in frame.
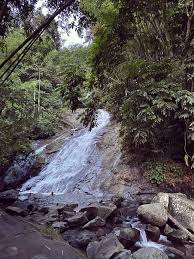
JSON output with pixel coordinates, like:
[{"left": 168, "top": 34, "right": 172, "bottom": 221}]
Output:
[{"left": 168, "top": 213, "right": 194, "bottom": 242}]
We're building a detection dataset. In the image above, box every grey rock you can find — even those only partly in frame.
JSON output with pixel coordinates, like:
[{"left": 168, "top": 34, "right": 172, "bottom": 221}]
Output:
[
  {"left": 152, "top": 192, "right": 187, "bottom": 209},
  {"left": 111, "top": 196, "right": 124, "bottom": 207},
  {"left": 112, "top": 250, "right": 133, "bottom": 259},
  {"left": 96, "top": 228, "right": 105, "bottom": 238},
  {"left": 113, "top": 227, "right": 140, "bottom": 248},
  {"left": 0, "top": 208, "right": 87, "bottom": 259},
  {"left": 163, "top": 224, "right": 173, "bottom": 236},
  {"left": 63, "top": 229, "right": 97, "bottom": 249},
  {"left": 185, "top": 245, "right": 194, "bottom": 258},
  {"left": 83, "top": 216, "right": 106, "bottom": 229},
  {"left": 39, "top": 207, "right": 49, "bottom": 214},
  {"left": 167, "top": 229, "right": 188, "bottom": 243},
  {"left": 67, "top": 211, "right": 88, "bottom": 227},
  {"left": 52, "top": 222, "right": 69, "bottom": 233},
  {"left": 1, "top": 154, "right": 41, "bottom": 190},
  {"left": 133, "top": 247, "right": 169, "bottom": 259},
  {"left": 0, "top": 189, "right": 18, "bottom": 202},
  {"left": 57, "top": 204, "right": 78, "bottom": 215},
  {"left": 145, "top": 224, "right": 160, "bottom": 242},
  {"left": 80, "top": 202, "right": 117, "bottom": 220},
  {"left": 62, "top": 211, "right": 76, "bottom": 220},
  {"left": 153, "top": 192, "right": 194, "bottom": 232},
  {"left": 167, "top": 247, "right": 184, "bottom": 258},
  {"left": 168, "top": 194, "right": 194, "bottom": 232},
  {"left": 137, "top": 203, "right": 168, "bottom": 227},
  {"left": 87, "top": 233, "right": 124, "bottom": 259},
  {"left": 5, "top": 206, "right": 24, "bottom": 216}
]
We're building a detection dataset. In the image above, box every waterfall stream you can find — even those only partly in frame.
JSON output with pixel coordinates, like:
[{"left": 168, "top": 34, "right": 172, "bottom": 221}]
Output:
[
  {"left": 20, "top": 110, "right": 110, "bottom": 196},
  {"left": 129, "top": 218, "right": 171, "bottom": 252}
]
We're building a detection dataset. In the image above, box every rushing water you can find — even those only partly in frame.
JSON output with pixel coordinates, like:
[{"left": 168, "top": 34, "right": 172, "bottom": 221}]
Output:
[
  {"left": 20, "top": 110, "right": 110, "bottom": 194},
  {"left": 129, "top": 218, "right": 171, "bottom": 252}
]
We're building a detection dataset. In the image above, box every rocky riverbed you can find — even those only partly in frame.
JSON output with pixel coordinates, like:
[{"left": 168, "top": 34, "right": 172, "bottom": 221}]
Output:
[
  {"left": 1, "top": 190, "right": 194, "bottom": 258},
  {"left": 1, "top": 110, "right": 194, "bottom": 258}
]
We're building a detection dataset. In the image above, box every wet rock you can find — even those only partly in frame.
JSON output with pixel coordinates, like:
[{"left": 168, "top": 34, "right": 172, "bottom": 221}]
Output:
[
  {"left": 1, "top": 154, "right": 41, "bottom": 190},
  {"left": 96, "top": 228, "right": 106, "bottom": 238},
  {"left": 39, "top": 207, "right": 49, "bottom": 214},
  {"left": 185, "top": 245, "right": 194, "bottom": 258},
  {"left": 5, "top": 206, "right": 24, "bottom": 216},
  {"left": 112, "top": 250, "right": 133, "bottom": 259},
  {"left": 167, "top": 229, "right": 188, "bottom": 243},
  {"left": 163, "top": 224, "right": 173, "bottom": 236},
  {"left": 45, "top": 212, "right": 59, "bottom": 225},
  {"left": 120, "top": 200, "right": 131, "bottom": 208},
  {"left": 145, "top": 224, "right": 160, "bottom": 242},
  {"left": 113, "top": 227, "right": 140, "bottom": 248},
  {"left": 86, "top": 233, "right": 124, "bottom": 259},
  {"left": 57, "top": 204, "right": 78, "bottom": 215},
  {"left": 118, "top": 207, "right": 137, "bottom": 219},
  {"left": 0, "top": 189, "right": 18, "bottom": 203},
  {"left": 61, "top": 211, "right": 76, "bottom": 220},
  {"left": 33, "top": 155, "right": 46, "bottom": 168},
  {"left": 111, "top": 196, "right": 124, "bottom": 207},
  {"left": 137, "top": 203, "right": 168, "bottom": 227},
  {"left": 133, "top": 247, "right": 169, "bottom": 259},
  {"left": 63, "top": 229, "right": 97, "bottom": 249},
  {"left": 67, "top": 211, "right": 88, "bottom": 227},
  {"left": 167, "top": 247, "right": 185, "bottom": 258},
  {"left": 83, "top": 216, "right": 106, "bottom": 229},
  {"left": 52, "top": 222, "right": 69, "bottom": 233},
  {"left": 80, "top": 202, "right": 117, "bottom": 220}
]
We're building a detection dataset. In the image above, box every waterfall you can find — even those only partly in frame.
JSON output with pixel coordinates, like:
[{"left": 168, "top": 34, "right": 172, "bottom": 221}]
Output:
[{"left": 20, "top": 110, "right": 110, "bottom": 194}]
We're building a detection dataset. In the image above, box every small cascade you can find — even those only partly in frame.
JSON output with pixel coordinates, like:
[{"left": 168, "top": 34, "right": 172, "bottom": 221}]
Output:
[{"left": 130, "top": 218, "right": 170, "bottom": 251}]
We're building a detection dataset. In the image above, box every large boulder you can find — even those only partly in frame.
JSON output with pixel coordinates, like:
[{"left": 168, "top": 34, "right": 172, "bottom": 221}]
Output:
[
  {"left": 63, "top": 229, "right": 97, "bottom": 249},
  {"left": 153, "top": 193, "right": 194, "bottom": 232},
  {"left": 0, "top": 209, "right": 87, "bottom": 259},
  {"left": 133, "top": 247, "right": 169, "bottom": 259},
  {"left": 67, "top": 211, "right": 88, "bottom": 227},
  {"left": 168, "top": 194, "right": 194, "bottom": 232},
  {"left": 0, "top": 189, "right": 18, "bottom": 203},
  {"left": 80, "top": 202, "right": 117, "bottom": 220},
  {"left": 83, "top": 216, "right": 106, "bottom": 229},
  {"left": 5, "top": 206, "right": 24, "bottom": 216},
  {"left": 86, "top": 234, "right": 124, "bottom": 259},
  {"left": 137, "top": 203, "right": 168, "bottom": 227},
  {"left": 1, "top": 154, "right": 42, "bottom": 190}
]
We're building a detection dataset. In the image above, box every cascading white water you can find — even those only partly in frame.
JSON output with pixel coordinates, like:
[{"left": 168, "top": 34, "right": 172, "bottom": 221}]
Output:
[
  {"left": 20, "top": 110, "right": 110, "bottom": 194},
  {"left": 130, "top": 218, "right": 170, "bottom": 251}
]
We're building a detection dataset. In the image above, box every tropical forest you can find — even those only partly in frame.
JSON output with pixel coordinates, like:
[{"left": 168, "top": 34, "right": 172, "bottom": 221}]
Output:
[{"left": 1, "top": 1, "right": 194, "bottom": 258}]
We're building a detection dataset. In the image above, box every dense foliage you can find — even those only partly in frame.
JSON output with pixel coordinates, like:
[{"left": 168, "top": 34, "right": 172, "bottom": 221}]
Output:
[
  {"left": 1, "top": 0, "right": 194, "bottom": 181},
  {"left": 80, "top": 0, "right": 194, "bottom": 170},
  {"left": 0, "top": 8, "right": 89, "bottom": 167}
]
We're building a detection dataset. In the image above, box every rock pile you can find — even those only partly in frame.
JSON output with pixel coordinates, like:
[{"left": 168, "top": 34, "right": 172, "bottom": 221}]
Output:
[{"left": 3, "top": 191, "right": 194, "bottom": 258}]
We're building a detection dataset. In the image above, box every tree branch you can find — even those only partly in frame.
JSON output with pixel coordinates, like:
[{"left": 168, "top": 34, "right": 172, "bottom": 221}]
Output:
[{"left": 0, "top": 0, "right": 76, "bottom": 70}]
